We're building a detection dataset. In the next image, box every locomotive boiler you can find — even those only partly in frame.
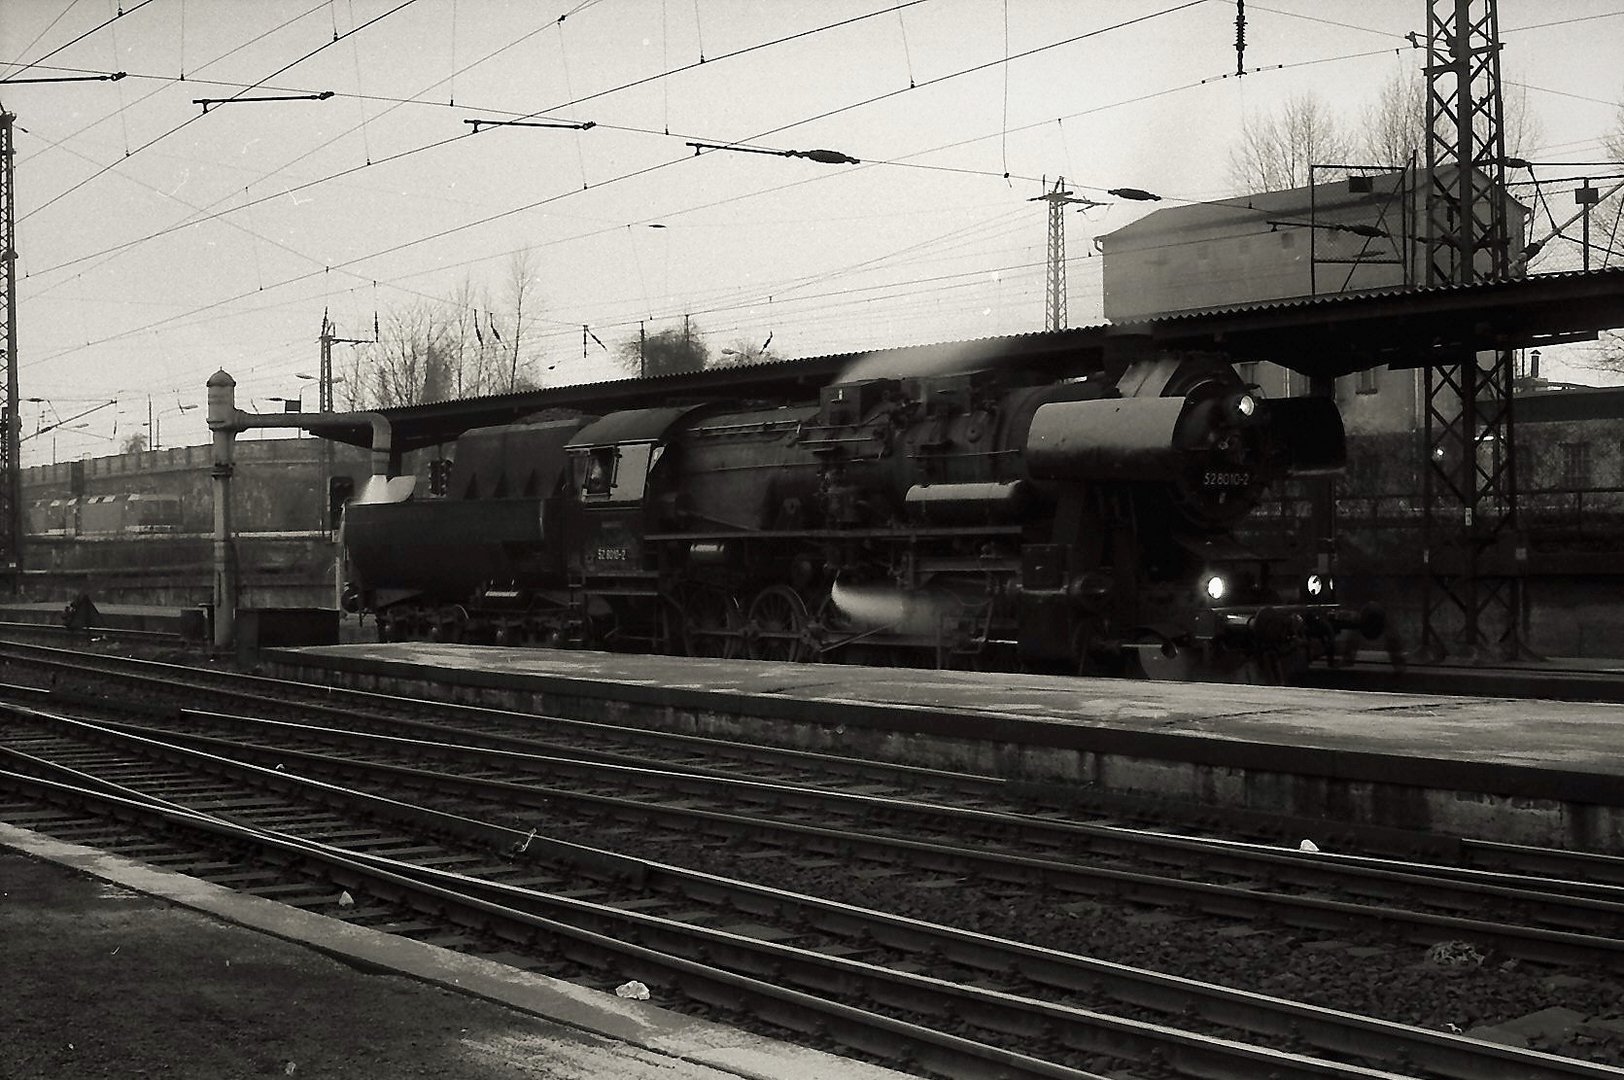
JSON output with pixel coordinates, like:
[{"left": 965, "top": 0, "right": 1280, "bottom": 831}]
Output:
[{"left": 342, "top": 353, "right": 1381, "bottom": 678}]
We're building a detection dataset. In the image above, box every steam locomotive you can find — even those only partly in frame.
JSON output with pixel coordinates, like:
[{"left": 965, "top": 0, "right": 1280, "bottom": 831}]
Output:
[{"left": 341, "top": 352, "right": 1382, "bottom": 678}]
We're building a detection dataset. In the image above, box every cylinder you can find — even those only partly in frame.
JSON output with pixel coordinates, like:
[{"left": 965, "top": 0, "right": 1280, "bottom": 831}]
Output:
[
  {"left": 1024, "top": 397, "right": 1186, "bottom": 483},
  {"left": 904, "top": 480, "right": 1027, "bottom": 522}
]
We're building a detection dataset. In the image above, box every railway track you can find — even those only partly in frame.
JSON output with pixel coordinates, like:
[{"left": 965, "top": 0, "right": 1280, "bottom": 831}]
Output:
[
  {"left": 0, "top": 704, "right": 1611, "bottom": 1080},
  {"left": 0, "top": 637, "right": 1616, "bottom": 880},
  {"left": 36, "top": 703, "right": 1624, "bottom": 969},
  {"left": 0, "top": 618, "right": 192, "bottom": 650},
  {"left": 2, "top": 640, "right": 1623, "bottom": 1077}
]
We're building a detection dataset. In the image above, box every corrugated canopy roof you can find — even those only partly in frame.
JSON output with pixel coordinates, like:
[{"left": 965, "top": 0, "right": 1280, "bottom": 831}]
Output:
[{"left": 304, "top": 267, "right": 1624, "bottom": 455}]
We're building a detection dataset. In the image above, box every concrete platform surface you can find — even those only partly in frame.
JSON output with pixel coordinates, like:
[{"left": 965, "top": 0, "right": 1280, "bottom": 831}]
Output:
[
  {"left": 0, "top": 823, "right": 911, "bottom": 1080},
  {"left": 261, "top": 643, "right": 1624, "bottom": 855},
  {"left": 277, "top": 643, "right": 1624, "bottom": 779}
]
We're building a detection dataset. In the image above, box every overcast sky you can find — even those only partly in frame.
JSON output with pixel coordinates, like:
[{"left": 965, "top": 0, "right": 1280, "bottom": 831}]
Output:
[{"left": 3, "top": 0, "right": 1622, "bottom": 463}]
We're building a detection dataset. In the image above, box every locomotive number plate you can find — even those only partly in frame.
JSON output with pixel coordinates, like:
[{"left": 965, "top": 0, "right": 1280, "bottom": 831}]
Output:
[
  {"left": 1202, "top": 471, "right": 1252, "bottom": 487},
  {"left": 595, "top": 547, "right": 629, "bottom": 562}
]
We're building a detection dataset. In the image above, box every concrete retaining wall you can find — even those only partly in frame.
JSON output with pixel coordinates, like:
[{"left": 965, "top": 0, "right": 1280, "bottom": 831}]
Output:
[{"left": 262, "top": 650, "right": 1624, "bottom": 855}]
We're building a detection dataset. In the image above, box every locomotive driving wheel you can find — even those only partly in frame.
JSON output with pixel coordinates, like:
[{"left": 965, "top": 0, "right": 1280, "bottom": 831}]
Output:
[
  {"left": 1125, "top": 634, "right": 1196, "bottom": 681},
  {"left": 683, "top": 588, "right": 743, "bottom": 658},
  {"left": 744, "top": 585, "right": 811, "bottom": 662}
]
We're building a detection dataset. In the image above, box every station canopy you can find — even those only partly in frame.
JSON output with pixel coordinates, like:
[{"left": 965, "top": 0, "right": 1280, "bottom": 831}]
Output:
[{"left": 307, "top": 267, "right": 1624, "bottom": 456}]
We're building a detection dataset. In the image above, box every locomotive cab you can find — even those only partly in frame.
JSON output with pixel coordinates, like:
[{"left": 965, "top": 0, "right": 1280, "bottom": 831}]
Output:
[{"left": 563, "top": 407, "right": 701, "bottom": 650}]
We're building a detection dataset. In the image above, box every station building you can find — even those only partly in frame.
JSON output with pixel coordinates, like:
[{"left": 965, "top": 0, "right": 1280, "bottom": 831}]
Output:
[{"left": 1098, "top": 167, "right": 1530, "bottom": 437}]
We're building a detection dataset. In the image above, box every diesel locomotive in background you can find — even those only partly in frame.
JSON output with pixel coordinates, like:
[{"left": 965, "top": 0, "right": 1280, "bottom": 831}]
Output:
[{"left": 340, "top": 352, "right": 1383, "bottom": 678}]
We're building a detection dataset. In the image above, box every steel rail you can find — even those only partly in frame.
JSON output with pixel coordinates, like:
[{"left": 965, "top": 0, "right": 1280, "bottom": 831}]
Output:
[
  {"left": 191, "top": 705, "right": 1624, "bottom": 907},
  {"left": 13, "top": 680, "right": 1623, "bottom": 951},
  {"left": 12, "top": 674, "right": 1614, "bottom": 929},
  {"left": 1191, "top": 833, "right": 1624, "bottom": 903},
  {"left": 3, "top": 754, "right": 1601, "bottom": 1080},
  {"left": 0, "top": 767, "right": 1100, "bottom": 1080},
  {"left": 91, "top": 707, "right": 1624, "bottom": 942},
  {"left": 17, "top": 636, "right": 1624, "bottom": 890},
  {"left": 0, "top": 762, "right": 1390, "bottom": 1080},
  {"left": 0, "top": 641, "right": 1013, "bottom": 793},
  {"left": 10, "top": 642, "right": 1624, "bottom": 898},
  {"left": 0, "top": 620, "right": 188, "bottom": 645},
  {"left": 16, "top": 636, "right": 1624, "bottom": 891},
  {"left": 1, "top": 711, "right": 1618, "bottom": 1079}
]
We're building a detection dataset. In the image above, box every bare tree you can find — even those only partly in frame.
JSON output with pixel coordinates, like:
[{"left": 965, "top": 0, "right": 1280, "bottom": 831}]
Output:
[
  {"left": 1228, "top": 93, "right": 1353, "bottom": 192},
  {"left": 342, "top": 251, "right": 550, "bottom": 408},
  {"left": 1358, "top": 69, "right": 1542, "bottom": 168},
  {"left": 1358, "top": 71, "right": 1426, "bottom": 168},
  {"left": 615, "top": 319, "right": 709, "bottom": 378},
  {"left": 443, "top": 278, "right": 487, "bottom": 400},
  {"left": 1502, "top": 81, "right": 1543, "bottom": 162},
  {"left": 1580, "top": 94, "right": 1624, "bottom": 372},
  {"left": 348, "top": 303, "right": 454, "bottom": 408},
  {"left": 1235, "top": 76, "right": 1544, "bottom": 195},
  {"left": 502, "top": 248, "right": 541, "bottom": 392}
]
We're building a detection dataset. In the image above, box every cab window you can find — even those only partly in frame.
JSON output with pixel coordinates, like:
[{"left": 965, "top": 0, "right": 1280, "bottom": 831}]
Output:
[{"left": 583, "top": 448, "right": 616, "bottom": 496}]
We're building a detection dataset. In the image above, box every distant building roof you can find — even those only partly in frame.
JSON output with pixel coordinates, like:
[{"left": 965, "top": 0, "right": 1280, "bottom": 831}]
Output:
[
  {"left": 1099, "top": 167, "right": 1527, "bottom": 251},
  {"left": 1516, "top": 382, "right": 1624, "bottom": 423},
  {"left": 1098, "top": 167, "right": 1530, "bottom": 322}
]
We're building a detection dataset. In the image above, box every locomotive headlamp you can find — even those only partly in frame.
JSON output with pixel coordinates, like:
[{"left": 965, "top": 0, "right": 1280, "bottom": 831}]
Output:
[
  {"left": 1224, "top": 391, "right": 1258, "bottom": 424},
  {"left": 1305, "top": 572, "right": 1330, "bottom": 598},
  {"left": 1204, "top": 574, "right": 1229, "bottom": 602}
]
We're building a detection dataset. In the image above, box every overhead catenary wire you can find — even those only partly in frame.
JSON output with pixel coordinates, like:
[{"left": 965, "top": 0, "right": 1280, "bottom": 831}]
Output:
[
  {"left": 108, "top": 0, "right": 132, "bottom": 156},
  {"left": 34, "top": 191, "right": 1065, "bottom": 376},
  {"left": 19, "top": 0, "right": 421, "bottom": 225},
  {"left": 6, "top": 0, "right": 338, "bottom": 165},
  {"left": 12, "top": 112, "right": 1195, "bottom": 367},
  {"left": 554, "top": 18, "right": 591, "bottom": 188},
  {"left": 372, "top": 1, "right": 1236, "bottom": 260},
  {"left": 15, "top": 0, "right": 1598, "bottom": 388},
  {"left": 309, "top": 205, "right": 1037, "bottom": 339},
  {"left": 722, "top": 0, "right": 1209, "bottom": 161},
  {"left": 22, "top": 1, "right": 937, "bottom": 283},
  {"left": 4, "top": 0, "right": 159, "bottom": 80},
  {"left": 26, "top": 184, "right": 1047, "bottom": 373},
  {"left": 5, "top": 0, "right": 90, "bottom": 71},
  {"left": 347, "top": 0, "right": 373, "bottom": 164}
]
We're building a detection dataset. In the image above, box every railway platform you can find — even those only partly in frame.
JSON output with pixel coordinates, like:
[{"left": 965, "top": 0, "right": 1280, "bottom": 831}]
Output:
[
  {"left": 0, "top": 599, "right": 206, "bottom": 638},
  {"left": 266, "top": 643, "right": 1624, "bottom": 854},
  {"left": 0, "top": 824, "right": 910, "bottom": 1080}
]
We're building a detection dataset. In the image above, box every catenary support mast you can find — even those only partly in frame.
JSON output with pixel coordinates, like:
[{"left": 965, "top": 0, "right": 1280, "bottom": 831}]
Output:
[
  {"left": 1420, "top": 0, "right": 1523, "bottom": 659},
  {"left": 1028, "top": 178, "right": 1100, "bottom": 332},
  {"left": 0, "top": 107, "right": 20, "bottom": 590}
]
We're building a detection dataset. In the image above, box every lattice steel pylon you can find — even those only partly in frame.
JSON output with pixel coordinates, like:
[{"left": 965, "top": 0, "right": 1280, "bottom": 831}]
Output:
[
  {"left": 1419, "top": 0, "right": 1523, "bottom": 660},
  {"left": 1028, "top": 178, "right": 1099, "bottom": 332},
  {"left": 0, "top": 107, "right": 19, "bottom": 588}
]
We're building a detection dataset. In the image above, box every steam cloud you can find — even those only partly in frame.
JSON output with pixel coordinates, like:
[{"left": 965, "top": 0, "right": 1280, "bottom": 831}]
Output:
[
  {"left": 829, "top": 581, "right": 960, "bottom": 637},
  {"left": 837, "top": 339, "right": 1012, "bottom": 383}
]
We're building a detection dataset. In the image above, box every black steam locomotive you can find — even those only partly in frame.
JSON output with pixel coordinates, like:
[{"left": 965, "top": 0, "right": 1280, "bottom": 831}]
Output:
[{"left": 341, "top": 353, "right": 1381, "bottom": 678}]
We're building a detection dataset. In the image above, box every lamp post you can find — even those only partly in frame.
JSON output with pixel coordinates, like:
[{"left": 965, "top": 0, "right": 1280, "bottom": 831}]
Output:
[
  {"left": 144, "top": 400, "right": 197, "bottom": 451},
  {"left": 295, "top": 372, "right": 346, "bottom": 536},
  {"left": 262, "top": 388, "right": 312, "bottom": 428}
]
